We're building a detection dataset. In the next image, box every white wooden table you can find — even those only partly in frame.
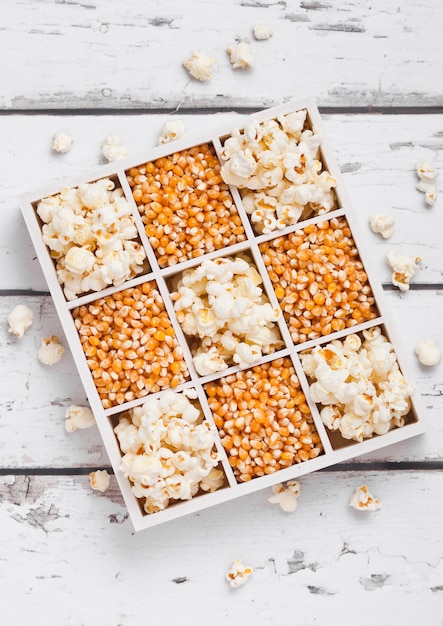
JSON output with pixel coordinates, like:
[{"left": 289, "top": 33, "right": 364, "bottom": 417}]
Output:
[{"left": 1, "top": 2, "right": 443, "bottom": 624}]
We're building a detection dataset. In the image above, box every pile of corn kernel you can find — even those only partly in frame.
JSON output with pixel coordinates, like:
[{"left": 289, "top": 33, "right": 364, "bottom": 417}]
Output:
[
  {"left": 220, "top": 110, "right": 337, "bottom": 234},
  {"left": 72, "top": 282, "right": 189, "bottom": 408},
  {"left": 300, "top": 327, "right": 414, "bottom": 442},
  {"left": 171, "top": 254, "right": 283, "bottom": 375},
  {"left": 204, "top": 357, "right": 322, "bottom": 482},
  {"left": 260, "top": 216, "right": 378, "bottom": 344},
  {"left": 114, "top": 390, "right": 224, "bottom": 514},
  {"left": 126, "top": 144, "right": 247, "bottom": 268},
  {"left": 36, "top": 178, "right": 146, "bottom": 300}
]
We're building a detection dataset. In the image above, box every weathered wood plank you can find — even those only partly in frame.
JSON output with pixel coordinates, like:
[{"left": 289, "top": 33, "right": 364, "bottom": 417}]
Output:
[
  {"left": 1, "top": 290, "right": 441, "bottom": 468},
  {"left": 2, "top": 113, "right": 443, "bottom": 291},
  {"left": 1, "top": 470, "right": 442, "bottom": 625},
  {"left": 1, "top": 0, "right": 442, "bottom": 109}
]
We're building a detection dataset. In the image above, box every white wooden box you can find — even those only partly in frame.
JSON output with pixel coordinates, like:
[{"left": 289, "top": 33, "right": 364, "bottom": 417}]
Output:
[{"left": 20, "top": 98, "right": 428, "bottom": 531}]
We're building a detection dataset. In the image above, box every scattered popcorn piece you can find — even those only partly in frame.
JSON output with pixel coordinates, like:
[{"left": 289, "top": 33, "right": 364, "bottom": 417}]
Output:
[
  {"left": 65, "top": 405, "right": 96, "bottom": 432},
  {"left": 268, "top": 481, "right": 300, "bottom": 512},
  {"left": 369, "top": 213, "right": 395, "bottom": 239},
  {"left": 114, "top": 390, "right": 222, "bottom": 514},
  {"left": 386, "top": 249, "right": 422, "bottom": 291},
  {"left": 183, "top": 50, "right": 216, "bottom": 81},
  {"left": 300, "top": 327, "right": 414, "bottom": 443},
  {"left": 102, "top": 136, "right": 128, "bottom": 162},
  {"left": 253, "top": 24, "right": 272, "bottom": 40},
  {"left": 226, "top": 559, "right": 253, "bottom": 588},
  {"left": 51, "top": 131, "right": 73, "bottom": 154},
  {"left": 415, "top": 339, "right": 441, "bottom": 367},
  {"left": 157, "top": 118, "right": 185, "bottom": 145},
  {"left": 350, "top": 484, "right": 381, "bottom": 511},
  {"left": 38, "top": 335, "right": 64, "bottom": 365},
  {"left": 227, "top": 41, "right": 255, "bottom": 69},
  {"left": 416, "top": 161, "right": 438, "bottom": 205},
  {"left": 7, "top": 304, "right": 34, "bottom": 338},
  {"left": 88, "top": 469, "right": 111, "bottom": 492}
]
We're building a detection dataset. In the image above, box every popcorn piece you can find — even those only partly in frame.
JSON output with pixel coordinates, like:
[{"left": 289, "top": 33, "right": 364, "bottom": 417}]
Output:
[
  {"left": 416, "top": 162, "right": 438, "bottom": 205},
  {"left": 268, "top": 481, "right": 300, "bottom": 512},
  {"left": 114, "top": 391, "right": 222, "bottom": 514},
  {"left": 8, "top": 304, "right": 34, "bottom": 338},
  {"left": 369, "top": 213, "right": 395, "bottom": 239},
  {"left": 253, "top": 24, "right": 272, "bottom": 40},
  {"left": 386, "top": 249, "right": 422, "bottom": 291},
  {"left": 227, "top": 42, "right": 255, "bottom": 69},
  {"left": 183, "top": 50, "right": 216, "bottom": 81},
  {"left": 38, "top": 335, "right": 64, "bottom": 365},
  {"left": 51, "top": 131, "right": 73, "bottom": 154},
  {"left": 102, "top": 136, "right": 128, "bottom": 162},
  {"left": 300, "top": 327, "right": 414, "bottom": 443},
  {"left": 157, "top": 118, "right": 185, "bottom": 145},
  {"left": 415, "top": 339, "right": 441, "bottom": 367},
  {"left": 226, "top": 559, "right": 253, "bottom": 588},
  {"left": 65, "top": 405, "right": 96, "bottom": 432},
  {"left": 88, "top": 469, "right": 111, "bottom": 492},
  {"left": 350, "top": 484, "right": 381, "bottom": 511}
]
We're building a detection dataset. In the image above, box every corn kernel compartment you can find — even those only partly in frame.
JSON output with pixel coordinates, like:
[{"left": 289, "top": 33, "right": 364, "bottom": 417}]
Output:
[
  {"left": 204, "top": 357, "right": 323, "bottom": 483},
  {"left": 260, "top": 216, "right": 378, "bottom": 344},
  {"left": 72, "top": 281, "right": 189, "bottom": 408},
  {"left": 126, "top": 143, "right": 247, "bottom": 268}
]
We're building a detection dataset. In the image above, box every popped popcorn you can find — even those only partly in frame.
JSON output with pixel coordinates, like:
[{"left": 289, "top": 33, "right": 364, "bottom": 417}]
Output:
[
  {"left": 36, "top": 178, "right": 146, "bottom": 300},
  {"left": 369, "top": 213, "right": 395, "bottom": 239},
  {"left": 171, "top": 255, "right": 283, "bottom": 375},
  {"left": 253, "top": 24, "right": 272, "bottom": 40},
  {"left": 268, "top": 481, "right": 300, "bottom": 512},
  {"left": 300, "top": 327, "right": 414, "bottom": 442},
  {"left": 386, "top": 249, "right": 422, "bottom": 291},
  {"left": 102, "top": 136, "right": 128, "bottom": 162},
  {"left": 65, "top": 405, "right": 96, "bottom": 432},
  {"left": 415, "top": 339, "right": 441, "bottom": 367},
  {"left": 227, "top": 42, "right": 255, "bottom": 69},
  {"left": 51, "top": 131, "right": 73, "bottom": 154},
  {"left": 226, "top": 559, "right": 253, "bottom": 588},
  {"left": 114, "top": 390, "right": 223, "bottom": 514},
  {"left": 88, "top": 469, "right": 111, "bottom": 492},
  {"left": 183, "top": 50, "right": 216, "bottom": 81},
  {"left": 157, "top": 118, "right": 185, "bottom": 145},
  {"left": 7, "top": 304, "right": 34, "bottom": 338},
  {"left": 416, "top": 161, "right": 438, "bottom": 205},
  {"left": 38, "top": 335, "right": 64, "bottom": 365},
  {"left": 220, "top": 111, "right": 337, "bottom": 234},
  {"left": 349, "top": 484, "right": 381, "bottom": 511}
]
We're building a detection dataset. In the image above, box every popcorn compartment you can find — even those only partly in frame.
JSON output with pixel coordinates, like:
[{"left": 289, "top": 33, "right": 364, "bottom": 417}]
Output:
[{"left": 20, "top": 97, "right": 428, "bottom": 531}]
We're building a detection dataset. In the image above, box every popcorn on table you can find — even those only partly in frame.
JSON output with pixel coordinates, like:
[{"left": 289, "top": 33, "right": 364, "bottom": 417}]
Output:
[
  {"left": 36, "top": 177, "right": 146, "bottom": 300},
  {"left": 226, "top": 558, "right": 253, "bottom": 588},
  {"left": 51, "top": 131, "right": 73, "bottom": 154},
  {"left": 300, "top": 327, "right": 414, "bottom": 443},
  {"left": 416, "top": 161, "right": 438, "bottom": 206},
  {"left": 415, "top": 339, "right": 441, "bottom": 367},
  {"left": 253, "top": 24, "right": 272, "bottom": 40},
  {"left": 227, "top": 42, "right": 255, "bottom": 69},
  {"left": 102, "top": 136, "right": 128, "bottom": 162},
  {"left": 38, "top": 335, "right": 64, "bottom": 365},
  {"left": 8, "top": 304, "right": 34, "bottom": 338},
  {"left": 349, "top": 484, "right": 381, "bottom": 511},
  {"left": 220, "top": 109, "right": 337, "bottom": 234},
  {"left": 65, "top": 405, "right": 96, "bottom": 432},
  {"left": 114, "top": 390, "right": 224, "bottom": 514},
  {"left": 89, "top": 470, "right": 111, "bottom": 493},
  {"left": 268, "top": 481, "right": 300, "bottom": 512},
  {"left": 183, "top": 50, "right": 216, "bottom": 81},
  {"left": 157, "top": 118, "right": 185, "bottom": 145},
  {"left": 386, "top": 249, "right": 422, "bottom": 291},
  {"left": 369, "top": 213, "right": 395, "bottom": 239},
  {"left": 171, "top": 255, "right": 282, "bottom": 375}
]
